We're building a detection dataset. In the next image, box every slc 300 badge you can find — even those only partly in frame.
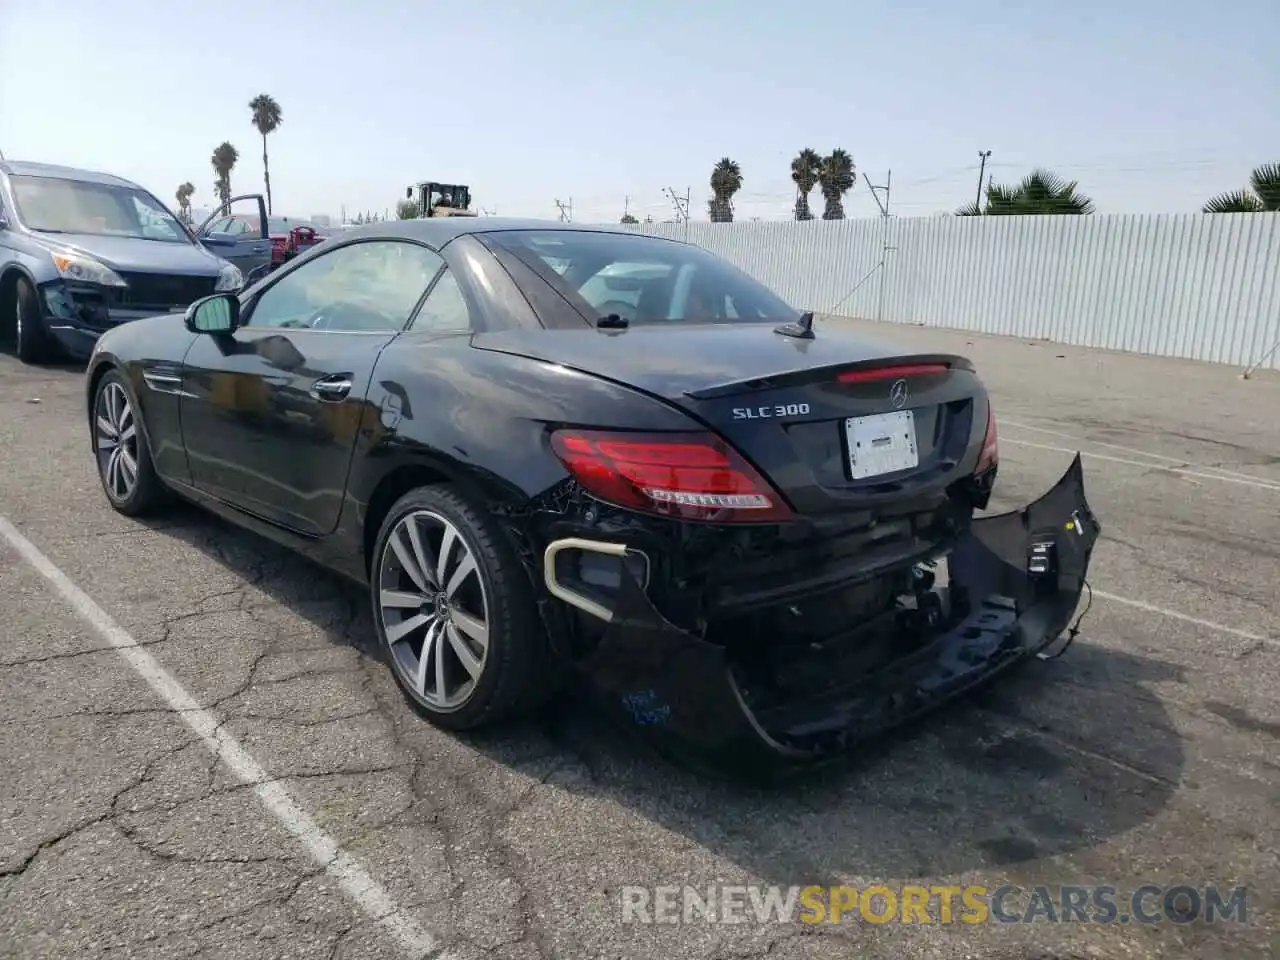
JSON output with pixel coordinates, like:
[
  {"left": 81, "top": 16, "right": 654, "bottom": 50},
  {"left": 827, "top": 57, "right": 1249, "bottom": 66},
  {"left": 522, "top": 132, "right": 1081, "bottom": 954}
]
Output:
[{"left": 732, "top": 403, "right": 811, "bottom": 420}]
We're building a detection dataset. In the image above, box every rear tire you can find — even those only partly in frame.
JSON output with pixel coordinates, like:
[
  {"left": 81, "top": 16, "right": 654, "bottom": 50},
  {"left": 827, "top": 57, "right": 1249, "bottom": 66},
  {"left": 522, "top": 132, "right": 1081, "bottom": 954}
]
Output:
[
  {"left": 14, "top": 278, "right": 53, "bottom": 364},
  {"left": 92, "top": 369, "right": 167, "bottom": 516},
  {"left": 371, "top": 484, "right": 551, "bottom": 731}
]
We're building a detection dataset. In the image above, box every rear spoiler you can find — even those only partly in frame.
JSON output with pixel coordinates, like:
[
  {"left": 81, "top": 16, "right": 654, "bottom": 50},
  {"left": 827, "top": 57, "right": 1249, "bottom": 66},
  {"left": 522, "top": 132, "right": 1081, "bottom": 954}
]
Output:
[{"left": 684, "top": 353, "right": 974, "bottom": 400}]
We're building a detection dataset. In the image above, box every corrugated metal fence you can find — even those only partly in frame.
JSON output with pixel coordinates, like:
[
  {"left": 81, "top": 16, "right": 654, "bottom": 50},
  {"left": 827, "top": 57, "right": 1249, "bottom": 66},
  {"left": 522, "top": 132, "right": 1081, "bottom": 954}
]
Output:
[{"left": 608, "top": 213, "right": 1280, "bottom": 371}]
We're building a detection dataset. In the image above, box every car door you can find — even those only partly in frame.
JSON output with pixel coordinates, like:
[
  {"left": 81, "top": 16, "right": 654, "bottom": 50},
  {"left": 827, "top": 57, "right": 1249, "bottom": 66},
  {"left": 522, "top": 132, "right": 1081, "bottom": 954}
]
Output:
[
  {"left": 194, "top": 194, "right": 271, "bottom": 276},
  {"left": 178, "top": 237, "right": 448, "bottom": 536}
]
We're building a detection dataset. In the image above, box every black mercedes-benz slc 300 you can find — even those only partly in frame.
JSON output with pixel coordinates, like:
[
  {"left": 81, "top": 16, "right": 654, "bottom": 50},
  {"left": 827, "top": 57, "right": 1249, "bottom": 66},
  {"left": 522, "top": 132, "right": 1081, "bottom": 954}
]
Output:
[{"left": 84, "top": 217, "right": 1099, "bottom": 779}]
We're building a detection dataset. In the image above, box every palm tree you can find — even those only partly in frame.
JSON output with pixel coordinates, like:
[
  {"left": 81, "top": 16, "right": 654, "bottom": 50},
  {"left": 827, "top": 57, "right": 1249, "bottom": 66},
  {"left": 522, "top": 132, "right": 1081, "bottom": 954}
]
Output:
[
  {"left": 957, "top": 168, "right": 1094, "bottom": 216},
  {"left": 211, "top": 142, "right": 239, "bottom": 208},
  {"left": 1202, "top": 163, "right": 1280, "bottom": 212},
  {"left": 817, "top": 149, "right": 855, "bottom": 220},
  {"left": 175, "top": 182, "right": 195, "bottom": 223},
  {"left": 790, "top": 148, "right": 821, "bottom": 221},
  {"left": 969, "top": 170, "right": 1091, "bottom": 214},
  {"left": 249, "top": 94, "right": 283, "bottom": 215},
  {"left": 708, "top": 157, "right": 743, "bottom": 222}
]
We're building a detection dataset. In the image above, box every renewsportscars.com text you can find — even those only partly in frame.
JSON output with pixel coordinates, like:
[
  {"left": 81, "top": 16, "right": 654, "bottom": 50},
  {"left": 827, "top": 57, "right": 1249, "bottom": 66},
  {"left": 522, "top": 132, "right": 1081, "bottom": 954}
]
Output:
[{"left": 620, "top": 884, "right": 1249, "bottom": 926}]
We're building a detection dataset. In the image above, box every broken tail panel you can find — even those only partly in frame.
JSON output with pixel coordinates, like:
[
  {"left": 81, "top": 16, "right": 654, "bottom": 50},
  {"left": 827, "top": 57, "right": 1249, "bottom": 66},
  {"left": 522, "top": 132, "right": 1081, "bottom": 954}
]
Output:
[{"left": 549, "top": 455, "right": 1100, "bottom": 781}]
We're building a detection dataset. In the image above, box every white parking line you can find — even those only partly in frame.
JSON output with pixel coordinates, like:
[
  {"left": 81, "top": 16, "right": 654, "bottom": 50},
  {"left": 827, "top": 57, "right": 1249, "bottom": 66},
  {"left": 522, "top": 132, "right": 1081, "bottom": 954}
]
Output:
[
  {"left": 1001, "top": 418, "right": 1280, "bottom": 488},
  {"left": 0, "top": 516, "right": 445, "bottom": 960},
  {"left": 1001, "top": 437, "right": 1280, "bottom": 492},
  {"left": 1090, "top": 588, "right": 1277, "bottom": 650}
]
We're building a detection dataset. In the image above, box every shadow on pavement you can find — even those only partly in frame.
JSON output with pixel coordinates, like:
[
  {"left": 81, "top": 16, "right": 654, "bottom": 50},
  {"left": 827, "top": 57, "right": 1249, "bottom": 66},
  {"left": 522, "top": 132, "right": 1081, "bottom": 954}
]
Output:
[
  {"left": 0, "top": 340, "right": 86, "bottom": 374},
  {"left": 144, "top": 499, "right": 1185, "bottom": 887}
]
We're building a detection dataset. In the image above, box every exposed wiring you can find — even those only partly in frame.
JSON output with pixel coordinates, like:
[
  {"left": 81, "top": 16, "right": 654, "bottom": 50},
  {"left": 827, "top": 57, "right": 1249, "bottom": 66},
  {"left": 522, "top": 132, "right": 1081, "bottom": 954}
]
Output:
[{"left": 1037, "top": 578, "right": 1093, "bottom": 661}]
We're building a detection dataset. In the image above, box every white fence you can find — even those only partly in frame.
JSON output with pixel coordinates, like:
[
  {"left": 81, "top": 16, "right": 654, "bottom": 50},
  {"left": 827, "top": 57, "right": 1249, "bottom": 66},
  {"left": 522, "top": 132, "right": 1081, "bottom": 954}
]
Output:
[{"left": 609, "top": 213, "right": 1280, "bottom": 372}]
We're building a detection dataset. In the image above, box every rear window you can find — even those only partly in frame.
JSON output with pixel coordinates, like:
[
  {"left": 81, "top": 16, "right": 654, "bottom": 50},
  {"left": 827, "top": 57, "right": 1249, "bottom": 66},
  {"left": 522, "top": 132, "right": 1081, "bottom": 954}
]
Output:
[{"left": 486, "top": 229, "right": 798, "bottom": 326}]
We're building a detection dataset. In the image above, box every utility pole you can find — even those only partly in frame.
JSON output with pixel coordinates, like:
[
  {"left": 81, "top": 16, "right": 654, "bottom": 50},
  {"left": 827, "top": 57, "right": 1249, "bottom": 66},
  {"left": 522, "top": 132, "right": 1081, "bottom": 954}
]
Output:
[
  {"left": 861, "top": 170, "right": 894, "bottom": 324},
  {"left": 976, "top": 150, "right": 991, "bottom": 209},
  {"left": 554, "top": 198, "right": 573, "bottom": 222},
  {"left": 664, "top": 186, "right": 691, "bottom": 241},
  {"left": 862, "top": 171, "right": 890, "bottom": 217}
]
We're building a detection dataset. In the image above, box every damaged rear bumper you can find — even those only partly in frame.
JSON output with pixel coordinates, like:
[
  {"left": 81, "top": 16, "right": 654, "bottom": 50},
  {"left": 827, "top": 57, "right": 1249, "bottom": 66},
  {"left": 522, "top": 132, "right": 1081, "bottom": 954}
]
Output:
[{"left": 545, "top": 456, "right": 1100, "bottom": 780}]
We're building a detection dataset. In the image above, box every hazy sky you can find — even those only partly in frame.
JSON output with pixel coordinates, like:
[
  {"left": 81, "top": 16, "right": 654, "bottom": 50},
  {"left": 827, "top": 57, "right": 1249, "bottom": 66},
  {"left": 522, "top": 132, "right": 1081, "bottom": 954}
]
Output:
[{"left": 2, "top": 0, "right": 1276, "bottom": 224}]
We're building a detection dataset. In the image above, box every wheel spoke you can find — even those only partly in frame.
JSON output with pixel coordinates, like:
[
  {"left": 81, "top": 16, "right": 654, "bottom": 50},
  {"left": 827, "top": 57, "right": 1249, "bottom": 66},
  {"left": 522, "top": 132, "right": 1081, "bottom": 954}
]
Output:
[
  {"left": 445, "top": 553, "right": 475, "bottom": 601},
  {"left": 432, "top": 617, "right": 448, "bottom": 701},
  {"left": 380, "top": 589, "right": 427, "bottom": 609},
  {"left": 120, "top": 423, "right": 136, "bottom": 444},
  {"left": 108, "top": 385, "right": 123, "bottom": 429},
  {"left": 106, "top": 450, "right": 120, "bottom": 495},
  {"left": 97, "top": 415, "right": 118, "bottom": 440},
  {"left": 119, "top": 448, "right": 138, "bottom": 483},
  {"left": 446, "top": 622, "right": 484, "bottom": 680},
  {"left": 386, "top": 611, "right": 431, "bottom": 645},
  {"left": 449, "top": 606, "right": 488, "bottom": 650},
  {"left": 436, "top": 526, "right": 457, "bottom": 586},
  {"left": 389, "top": 527, "right": 430, "bottom": 591},
  {"left": 415, "top": 619, "right": 443, "bottom": 695},
  {"left": 403, "top": 517, "right": 437, "bottom": 589}
]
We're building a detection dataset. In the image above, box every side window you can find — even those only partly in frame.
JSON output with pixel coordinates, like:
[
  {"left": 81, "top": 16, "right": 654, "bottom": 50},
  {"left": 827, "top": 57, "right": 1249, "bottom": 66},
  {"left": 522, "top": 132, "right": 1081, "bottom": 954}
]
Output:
[
  {"left": 410, "top": 269, "right": 474, "bottom": 333},
  {"left": 207, "top": 216, "right": 233, "bottom": 234},
  {"left": 245, "top": 240, "right": 444, "bottom": 333}
]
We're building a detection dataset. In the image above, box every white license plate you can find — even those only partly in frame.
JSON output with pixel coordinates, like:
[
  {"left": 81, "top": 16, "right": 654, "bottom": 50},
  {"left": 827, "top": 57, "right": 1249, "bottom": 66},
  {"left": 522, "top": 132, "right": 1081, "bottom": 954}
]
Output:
[{"left": 845, "top": 410, "right": 919, "bottom": 480}]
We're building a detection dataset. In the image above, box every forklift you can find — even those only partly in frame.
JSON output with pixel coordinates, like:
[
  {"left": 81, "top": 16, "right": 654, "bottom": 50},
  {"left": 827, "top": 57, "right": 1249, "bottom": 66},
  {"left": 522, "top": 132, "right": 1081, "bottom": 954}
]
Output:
[{"left": 406, "top": 182, "right": 477, "bottom": 217}]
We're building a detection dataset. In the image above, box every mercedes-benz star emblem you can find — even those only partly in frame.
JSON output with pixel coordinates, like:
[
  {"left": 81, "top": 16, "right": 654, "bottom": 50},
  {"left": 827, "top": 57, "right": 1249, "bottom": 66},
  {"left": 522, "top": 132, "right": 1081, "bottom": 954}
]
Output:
[{"left": 888, "top": 379, "right": 909, "bottom": 410}]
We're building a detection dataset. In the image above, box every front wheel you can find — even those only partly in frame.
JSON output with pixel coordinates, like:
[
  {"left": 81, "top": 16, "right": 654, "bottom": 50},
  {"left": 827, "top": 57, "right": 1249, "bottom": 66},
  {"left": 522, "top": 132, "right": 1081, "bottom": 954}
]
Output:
[
  {"left": 14, "top": 277, "right": 54, "bottom": 364},
  {"left": 92, "top": 370, "right": 167, "bottom": 516},
  {"left": 371, "top": 485, "right": 551, "bottom": 731}
]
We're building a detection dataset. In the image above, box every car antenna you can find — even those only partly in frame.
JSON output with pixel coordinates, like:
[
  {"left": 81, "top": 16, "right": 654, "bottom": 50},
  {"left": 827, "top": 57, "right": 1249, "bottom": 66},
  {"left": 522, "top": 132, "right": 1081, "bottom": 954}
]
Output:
[{"left": 774, "top": 310, "right": 815, "bottom": 340}]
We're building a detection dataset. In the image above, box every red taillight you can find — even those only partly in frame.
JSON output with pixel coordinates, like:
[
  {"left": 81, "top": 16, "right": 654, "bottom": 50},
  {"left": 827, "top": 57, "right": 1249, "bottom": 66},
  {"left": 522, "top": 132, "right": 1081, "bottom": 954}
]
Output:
[
  {"left": 976, "top": 402, "right": 998, "bottom": 473},
  {"left": 837, "top": 363, "right": 950, "bottom": 384},
  {"left": 549, "top": 429, "right": 793, "bottom": 523}
]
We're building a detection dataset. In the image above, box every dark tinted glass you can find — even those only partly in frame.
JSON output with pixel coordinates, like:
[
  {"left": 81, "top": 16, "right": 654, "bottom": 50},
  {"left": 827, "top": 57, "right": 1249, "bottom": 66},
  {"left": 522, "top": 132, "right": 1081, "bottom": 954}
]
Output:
[{"left": 488, "top": 229, "right": 798, "bottom": 326}]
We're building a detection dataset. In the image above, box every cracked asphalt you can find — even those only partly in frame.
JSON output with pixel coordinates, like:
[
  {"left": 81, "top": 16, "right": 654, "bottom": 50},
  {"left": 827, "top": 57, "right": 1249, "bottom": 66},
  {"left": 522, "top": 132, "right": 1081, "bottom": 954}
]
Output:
[{"left": 1, "top": 321, "right": 1278, "bottom": 960}]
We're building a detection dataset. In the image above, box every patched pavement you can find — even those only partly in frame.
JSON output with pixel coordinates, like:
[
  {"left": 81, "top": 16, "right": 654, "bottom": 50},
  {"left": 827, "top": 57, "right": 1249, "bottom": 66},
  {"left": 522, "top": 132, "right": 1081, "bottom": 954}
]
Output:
[{"left": 1, "top": 323, "right": 1277, "bottom": 960}]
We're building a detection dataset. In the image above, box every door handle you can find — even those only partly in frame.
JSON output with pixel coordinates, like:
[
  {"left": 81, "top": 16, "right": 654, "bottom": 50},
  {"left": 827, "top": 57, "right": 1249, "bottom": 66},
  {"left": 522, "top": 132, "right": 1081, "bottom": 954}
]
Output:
[{"left": 309, "top": 376, "right": 352, "bottom": 401}]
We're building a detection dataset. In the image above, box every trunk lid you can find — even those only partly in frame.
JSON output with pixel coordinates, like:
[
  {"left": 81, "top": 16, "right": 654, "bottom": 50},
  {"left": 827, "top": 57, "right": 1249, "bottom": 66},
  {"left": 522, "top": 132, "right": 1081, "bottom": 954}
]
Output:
[{"left": 473, "top": 322, "right": 990, "bottom": 515}]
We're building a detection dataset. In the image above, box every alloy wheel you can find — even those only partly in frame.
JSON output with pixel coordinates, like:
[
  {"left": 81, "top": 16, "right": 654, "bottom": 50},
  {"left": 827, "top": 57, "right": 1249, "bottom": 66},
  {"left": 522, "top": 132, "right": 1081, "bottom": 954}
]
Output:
[
  {"left": 95, "top": 381, "right": 139, "bottom": 501},
  {"left": 378, "top": 510, "right": 491, "bottom": 711},
  {"left": 14, "top": 296, "right": 22, "bottom": 344}
]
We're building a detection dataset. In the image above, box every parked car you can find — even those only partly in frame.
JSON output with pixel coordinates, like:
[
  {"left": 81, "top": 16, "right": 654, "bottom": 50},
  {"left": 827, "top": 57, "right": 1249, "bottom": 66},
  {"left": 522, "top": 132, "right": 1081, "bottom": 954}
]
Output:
[
  {"left": 82, "top": 218, "right": 1099, "bottom": 780},
  {"left": 0, "top": 159, "right": 267, "bottom": 363},
  {"left": 207, "top": 215, "right": 329, "bottom": 270}
]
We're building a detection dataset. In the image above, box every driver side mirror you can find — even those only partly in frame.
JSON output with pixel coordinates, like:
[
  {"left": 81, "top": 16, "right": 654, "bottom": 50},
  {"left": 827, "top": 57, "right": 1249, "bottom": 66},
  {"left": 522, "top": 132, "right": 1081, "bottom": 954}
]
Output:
[{"left": 185, "top": 294, "right": 240, "bottom": 335}]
